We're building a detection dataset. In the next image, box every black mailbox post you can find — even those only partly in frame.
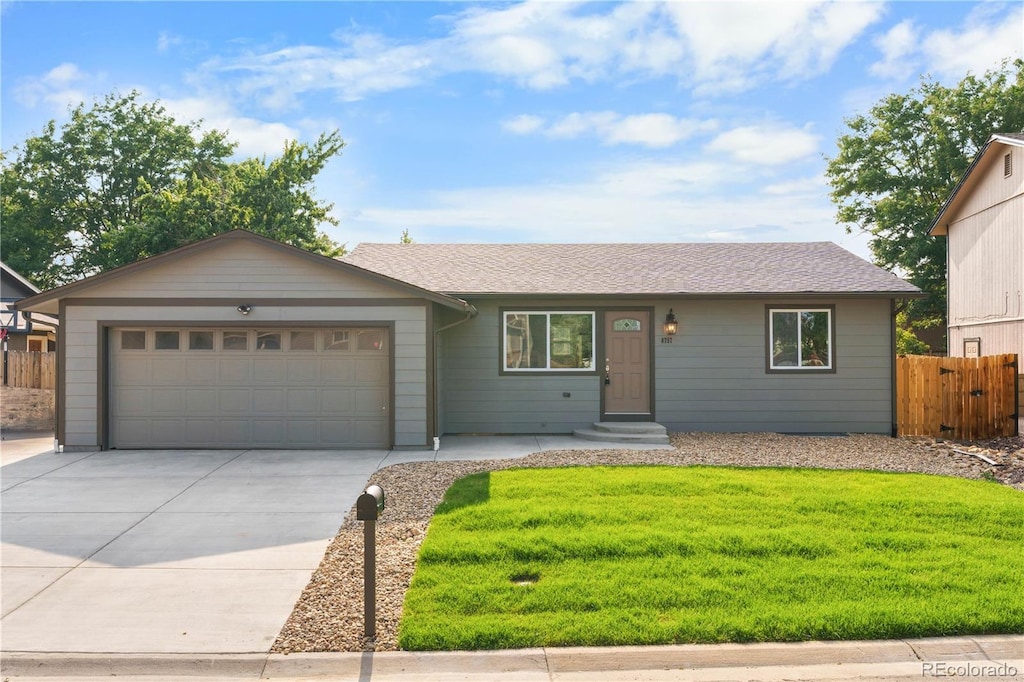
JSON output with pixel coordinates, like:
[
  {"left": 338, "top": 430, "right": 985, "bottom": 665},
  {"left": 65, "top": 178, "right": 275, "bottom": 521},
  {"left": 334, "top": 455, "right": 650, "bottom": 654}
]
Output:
[{"left": 357, "top": 485, "right": 385, "bottom": 638}]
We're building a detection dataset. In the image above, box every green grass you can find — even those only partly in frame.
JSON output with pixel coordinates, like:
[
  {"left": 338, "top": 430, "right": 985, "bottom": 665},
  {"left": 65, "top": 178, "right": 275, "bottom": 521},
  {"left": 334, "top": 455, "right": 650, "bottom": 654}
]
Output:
[{"left": 398, "top": 466, "right": 1024, "bottom": 650}]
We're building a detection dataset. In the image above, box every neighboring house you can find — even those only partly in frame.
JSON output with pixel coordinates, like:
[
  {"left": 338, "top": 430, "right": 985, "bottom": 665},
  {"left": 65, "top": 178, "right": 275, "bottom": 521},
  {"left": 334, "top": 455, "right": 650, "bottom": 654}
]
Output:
[
  {"left": 928, "top": 132, "right": 1024, "bottom": 410},
  {"left": 1, "top": 261, "right": 57, "bottom": 352},
  {"left": 17, "top": 230, "right": 919, "bottom": 452}
]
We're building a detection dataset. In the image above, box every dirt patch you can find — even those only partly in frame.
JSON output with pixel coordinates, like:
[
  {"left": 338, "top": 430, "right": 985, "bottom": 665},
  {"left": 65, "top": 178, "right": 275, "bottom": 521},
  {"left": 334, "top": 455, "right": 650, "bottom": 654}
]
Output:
[{"left": 0, "top": 386, "right": 54, "bottom": 432}]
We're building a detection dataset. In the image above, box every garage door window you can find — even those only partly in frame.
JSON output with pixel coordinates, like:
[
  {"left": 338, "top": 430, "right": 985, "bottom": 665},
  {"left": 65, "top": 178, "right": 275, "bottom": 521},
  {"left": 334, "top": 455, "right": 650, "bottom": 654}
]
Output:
[
  {"left": 223, "top": 331, "right": 249, "bottom": 351},
  {"left": 121, "top": 330, "right": 146, "bottom": 350},
  {"left": 256, "top": 331, "right": 282, "bottom": 350},
  {"left": 325, "top": 330, "right": 350, "bottom": 351},
  {"left": 189, "top": 331, "right": 214, "bottom": 350},
  {"left": 155, "top": 331, "right": 180, "bottom": 350},
  {"left": 357, "top": 329, "right": 386, "bottom": 351},
  {"left": 290, "top": 330, "right": 315, "bottom": 351}
]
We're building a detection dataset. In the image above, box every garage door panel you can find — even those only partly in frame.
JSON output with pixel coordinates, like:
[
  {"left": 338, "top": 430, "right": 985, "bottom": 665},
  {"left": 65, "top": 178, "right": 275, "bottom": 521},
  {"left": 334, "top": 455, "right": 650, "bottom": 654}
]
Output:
[
  {"left": 185, "top": 389, "right": 218, "bottom": 415},
  {"left": 286, "top": 420, "right": 318, "bottom": 445},
  {"left": 255, "top": 358, "right": 288, "bottom": 382},
  {"left": 151, "top": 358, "right": 186, "bottom": 383},
  {"left": 355, "top": 388, "right": 387, "bottom": 415},
  {"left": 286, "top": 358, "right": 318, "bottom": 383},
  {"left": 114, "top": 357, "right": 150, "bottom": 383},
  {"left": 321, "top": 358, "right": 354, "bottom": 382},
  {"left": 151, "top": 388, "right": 184, "bottom": 414},
  {"left": 219, "top": 389, "right": 252, "bottom": 414},
  {"left": 186, "top": 359, "right": 219, "bottom": 384},
  {"left": 185, "top": 420, "right": 218, "bottom": 445},
  {"left": 253, "top": 420, "right": 285, "bottom": 444},
  {"left": 320, "top": 420, "right": 353, "bottom": 443},
  {"left": 321, "top": 388, "right": 354, "bottom": 414},
  {"left": 111, "top": 327, "right": 390, "bottom": 449},
  {"left": 254, "top": 388, "right": 285, "bottom": 413},
  {"left": 219, "top": 358, "right": 252, "bottom": 383},
  {"left": 219, "top": 420, "right": 250, "bottom": 444},
  {"left": 286, "top": 389, "right": 318, "bottom": 413},
  {"left": 151, "top": 419, "right": 184, "bottom": 445},
  {"left": 356, "top": 358, "right": 387, "bottom": 383},
  {"left": 354, "top": 420, "right": 387, "bottom": 446},
  {"left": 116, "top": 388, "right": 150, "bottom": 415}
]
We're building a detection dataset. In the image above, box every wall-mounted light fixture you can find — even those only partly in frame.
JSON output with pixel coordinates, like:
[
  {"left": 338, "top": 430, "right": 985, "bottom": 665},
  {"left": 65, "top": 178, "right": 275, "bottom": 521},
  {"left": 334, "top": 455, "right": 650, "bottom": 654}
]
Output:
[
  {"left": 236, "top": 304, "right": 252, "bottom": 315},
  {"left": 663, "top": 308, "right": 678, "bottom": 336}
]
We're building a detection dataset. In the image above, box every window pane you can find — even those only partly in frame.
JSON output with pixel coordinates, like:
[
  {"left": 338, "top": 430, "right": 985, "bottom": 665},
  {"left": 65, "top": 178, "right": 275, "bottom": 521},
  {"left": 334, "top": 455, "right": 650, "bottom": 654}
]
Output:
[
  {"left": 550, "top": 314, "right": 593, "bottom": 369},
  {"left": 800, "top": 312, "right": 830, "bottom": 367},
  {"left": 771, "top": 312, "right": 798, "bottom": 367},
  {"left": 154, "top": 331, "right": 180, "bottom": 350},
  {"left": 223, "top": 331, "right": 248, "bottom": 351},
  {"left": 613, "top": 318, "right": 641, "bottom": 332},
  {"left": 189, "top": 331, "right": 214, "bottom": 350},
  {"left": 324, "top": 330, "right": 349, "bottom": 351},
  {"left": 290, "top": 330, "right": 315, "bottom": 351},
  {"left": 356, "top": 329, "right": 386, "bottom": 351},
  {"left": 505, "top": 313, "right": 548, "bottom": 369},
  {"left": 121, "top": 330, "right": 146, "bottom": 350},
  {"left": 256, "top": 331, "right": 281, "bottom": 350}
]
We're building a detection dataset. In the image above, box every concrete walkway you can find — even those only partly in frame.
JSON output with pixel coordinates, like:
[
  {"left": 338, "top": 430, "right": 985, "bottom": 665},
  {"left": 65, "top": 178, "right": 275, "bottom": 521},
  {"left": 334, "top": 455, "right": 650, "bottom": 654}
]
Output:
[{"left": 3, "top": 432, "right": 1021, "bottom": 680}]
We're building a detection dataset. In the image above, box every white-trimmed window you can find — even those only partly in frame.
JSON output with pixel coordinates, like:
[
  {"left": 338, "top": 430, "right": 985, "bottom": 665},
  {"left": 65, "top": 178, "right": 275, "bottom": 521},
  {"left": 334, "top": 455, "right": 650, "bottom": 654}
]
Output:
[
  {"left": 503, "top": 311, "right": 594, "bottom": 371},
  {"left": 768, "top": 308, "right": 833, "bottom": 371}
]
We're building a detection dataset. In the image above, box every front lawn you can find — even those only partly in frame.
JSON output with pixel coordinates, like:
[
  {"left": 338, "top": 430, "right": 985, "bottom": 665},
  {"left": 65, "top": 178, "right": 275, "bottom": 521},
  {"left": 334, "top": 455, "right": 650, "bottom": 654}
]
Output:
[{"left": 398, "top": 466, "right": 1024, "bottom": 650}]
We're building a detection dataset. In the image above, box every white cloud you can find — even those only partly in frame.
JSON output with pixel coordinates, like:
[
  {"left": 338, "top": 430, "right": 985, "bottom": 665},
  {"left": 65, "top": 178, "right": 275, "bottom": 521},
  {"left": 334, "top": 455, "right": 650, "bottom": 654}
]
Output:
[
  {"left": 505, "top": 110, "right": 716, "bottom": 148},
  {"left": 341, "top": 156, "right": 851, "bottom": 254},
  {"left": 921, "top": 4, "right": 1023, "bottom": 80},
  {"left": 665, "top": 1, "right": 884, "bottom": 93},
  {"left": 706, "top": 124, "right": 820, "bottom": 166},
  {"left": 13, "top": 62, "right": 97, "bottom": 112},
  {"left": 501, "top": 114, "right": 545, "bottom": 135},
  {"left": 161, "top": 96, "right": 301, "bottom": 158},
  {"left": 870, "top": 20, "right": 919, "bottom": 80},
  {"left": 203, "top": 0, "right": 885, "bottom": 107}
]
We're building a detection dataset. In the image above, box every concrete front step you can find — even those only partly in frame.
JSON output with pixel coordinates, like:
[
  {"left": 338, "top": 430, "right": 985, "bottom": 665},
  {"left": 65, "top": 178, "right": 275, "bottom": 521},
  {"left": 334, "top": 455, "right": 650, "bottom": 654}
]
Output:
[
  {"left": 591, "top": 421, "right": 667, "bottom": 435},
  {"left": 573, "top": 421, "right": 670, "bottom": 445}
]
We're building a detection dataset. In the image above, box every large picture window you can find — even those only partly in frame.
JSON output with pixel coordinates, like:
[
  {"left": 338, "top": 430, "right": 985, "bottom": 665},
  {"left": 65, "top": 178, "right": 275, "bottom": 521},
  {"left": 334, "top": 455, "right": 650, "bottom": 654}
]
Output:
[
  {"left": 504, "top": 311, "right": 594, "bottom": 371},
  {"left": 768, "top": 307, "right": 833, "bottom": 371}
]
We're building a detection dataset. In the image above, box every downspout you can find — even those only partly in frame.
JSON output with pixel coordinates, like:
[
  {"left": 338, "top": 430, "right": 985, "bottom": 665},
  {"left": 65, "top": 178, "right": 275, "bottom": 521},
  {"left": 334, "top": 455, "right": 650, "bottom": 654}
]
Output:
[{"left": 432, "top": 304, "right": 477, "bottom": 450}]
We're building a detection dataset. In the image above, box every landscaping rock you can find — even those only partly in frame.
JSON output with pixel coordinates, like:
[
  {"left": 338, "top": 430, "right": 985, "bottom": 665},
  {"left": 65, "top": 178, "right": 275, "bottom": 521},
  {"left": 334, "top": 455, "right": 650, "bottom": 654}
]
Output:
[{"left": 271, "top": 433, "right": 1023, "bottom": 655}]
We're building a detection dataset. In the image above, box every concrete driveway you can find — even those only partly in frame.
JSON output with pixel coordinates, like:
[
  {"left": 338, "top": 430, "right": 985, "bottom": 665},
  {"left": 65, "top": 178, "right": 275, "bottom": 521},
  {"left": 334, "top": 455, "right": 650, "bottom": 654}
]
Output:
[{"left": 1, "top": 432, "right": 668, "bottom": 655}]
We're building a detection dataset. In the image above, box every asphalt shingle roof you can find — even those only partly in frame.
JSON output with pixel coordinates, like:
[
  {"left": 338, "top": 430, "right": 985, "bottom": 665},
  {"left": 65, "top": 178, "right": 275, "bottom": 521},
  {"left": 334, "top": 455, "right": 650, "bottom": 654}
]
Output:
[{"left": 344, "top": 242, "right": 920, "bottom": 296}]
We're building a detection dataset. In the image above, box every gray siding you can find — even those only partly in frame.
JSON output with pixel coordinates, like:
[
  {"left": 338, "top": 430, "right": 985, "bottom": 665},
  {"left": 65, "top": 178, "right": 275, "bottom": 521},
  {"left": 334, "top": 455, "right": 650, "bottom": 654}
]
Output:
[
  {"left": 439, "top": 298, "right": 895, "bottom": 435},
  {"left": 439, "top": 300, "right": 601, "bottom": 434},
  {"left": 656, "top": 299, "right": 893, "bottom": 433}
]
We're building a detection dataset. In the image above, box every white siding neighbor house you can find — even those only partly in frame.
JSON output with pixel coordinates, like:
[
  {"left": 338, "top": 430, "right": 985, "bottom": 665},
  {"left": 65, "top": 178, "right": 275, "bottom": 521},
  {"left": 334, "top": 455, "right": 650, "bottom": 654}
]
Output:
[{"left": 929, "top": 133, "right": 1023, "bottom": 408}]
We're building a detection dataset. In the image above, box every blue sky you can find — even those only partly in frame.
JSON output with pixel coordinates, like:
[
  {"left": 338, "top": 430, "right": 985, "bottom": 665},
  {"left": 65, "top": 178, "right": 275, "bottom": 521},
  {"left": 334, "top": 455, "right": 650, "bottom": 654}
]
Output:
[{"left": 2, "top": 1, "right": 1021, "bottom": 259}]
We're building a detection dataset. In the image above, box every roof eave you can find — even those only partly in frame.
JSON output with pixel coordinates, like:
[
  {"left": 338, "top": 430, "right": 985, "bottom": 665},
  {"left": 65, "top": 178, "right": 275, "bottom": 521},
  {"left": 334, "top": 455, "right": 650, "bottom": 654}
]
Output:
[{"left": 16, "top": 230, "right": 475, "bottom": 315}]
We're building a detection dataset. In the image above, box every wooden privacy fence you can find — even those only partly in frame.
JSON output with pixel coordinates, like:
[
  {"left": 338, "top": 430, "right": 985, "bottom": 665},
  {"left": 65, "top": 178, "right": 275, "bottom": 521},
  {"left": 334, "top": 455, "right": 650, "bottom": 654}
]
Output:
[
  {"left": 896, "top": 354, "right": 1019, "bottom": 440},
  {"left": 3, "top": 351, "right": 56, "bottom": 389}
]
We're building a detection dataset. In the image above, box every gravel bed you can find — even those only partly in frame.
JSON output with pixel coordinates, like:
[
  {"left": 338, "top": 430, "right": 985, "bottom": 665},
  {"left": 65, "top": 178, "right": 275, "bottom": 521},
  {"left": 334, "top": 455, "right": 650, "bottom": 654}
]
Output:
[{"left": 272, "top": 432, "right": 1023, "bottom": 654}]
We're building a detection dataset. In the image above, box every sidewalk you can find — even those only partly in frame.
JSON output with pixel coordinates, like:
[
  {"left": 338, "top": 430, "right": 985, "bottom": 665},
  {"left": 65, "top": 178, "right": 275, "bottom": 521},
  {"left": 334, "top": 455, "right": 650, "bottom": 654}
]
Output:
[{"left": 2, "top": 635, "right": 1021, "bottom": 680}]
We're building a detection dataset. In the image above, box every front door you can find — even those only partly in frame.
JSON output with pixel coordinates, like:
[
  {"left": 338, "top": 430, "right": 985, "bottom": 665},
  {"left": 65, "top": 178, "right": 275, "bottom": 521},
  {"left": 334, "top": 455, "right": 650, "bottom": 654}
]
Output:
[{"left": 604, "top": 311, "right": 651, "bottom": 416}]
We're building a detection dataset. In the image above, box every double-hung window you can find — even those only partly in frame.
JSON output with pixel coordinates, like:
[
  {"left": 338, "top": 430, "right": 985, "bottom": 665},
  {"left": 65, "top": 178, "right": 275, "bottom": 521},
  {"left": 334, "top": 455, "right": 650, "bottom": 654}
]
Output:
[
  {"left": 767, "top": 307, "right": 834, "bottom": 371},
  {"left": 503, "top": 311, "right": 594, "bottom": 372}
]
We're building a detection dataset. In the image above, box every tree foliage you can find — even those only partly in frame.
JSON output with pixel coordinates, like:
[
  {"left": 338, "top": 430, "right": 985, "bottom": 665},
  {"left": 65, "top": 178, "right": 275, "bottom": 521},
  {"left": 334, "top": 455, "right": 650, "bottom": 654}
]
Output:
[
  {"left": 826, "top": 60, "right": 1024, "bottom": 327},
  {"left": 1, "top": 91, "right": 345, "bottom": 288}
]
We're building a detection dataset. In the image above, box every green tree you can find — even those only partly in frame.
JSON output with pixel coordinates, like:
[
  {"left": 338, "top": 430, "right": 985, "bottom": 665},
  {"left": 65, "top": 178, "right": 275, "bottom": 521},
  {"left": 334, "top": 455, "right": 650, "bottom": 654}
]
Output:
[
  {"left": 1, "top": 91, "right": 345, "bottom": 288},
  {"left": 400, "top": 228, "right": 414, "bottom": 243},
  {"left": 825, "top": 60, "right": 1024, "bottom": 329}
]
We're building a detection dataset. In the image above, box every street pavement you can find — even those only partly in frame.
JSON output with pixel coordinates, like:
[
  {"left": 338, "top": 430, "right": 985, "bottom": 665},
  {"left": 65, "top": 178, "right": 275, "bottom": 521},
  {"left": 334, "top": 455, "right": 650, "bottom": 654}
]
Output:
[{"left": 1, "top": 431, "right": 1020, "bottom": 680}]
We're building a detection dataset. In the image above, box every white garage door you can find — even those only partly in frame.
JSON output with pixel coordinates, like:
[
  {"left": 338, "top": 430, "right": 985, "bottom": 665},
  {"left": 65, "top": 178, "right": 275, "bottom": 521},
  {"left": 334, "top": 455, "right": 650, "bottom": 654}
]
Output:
[{"left": 110, "top": 327, "right": 390, "bottom": 448}]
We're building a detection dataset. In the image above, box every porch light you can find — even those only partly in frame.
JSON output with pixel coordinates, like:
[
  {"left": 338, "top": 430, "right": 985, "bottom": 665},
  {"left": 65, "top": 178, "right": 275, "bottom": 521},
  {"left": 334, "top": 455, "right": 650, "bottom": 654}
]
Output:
[
  {"left": 236, "top": 304, "right": 252, "bottom": 315},
  {"left": 663, "top": 309, "right": 678, "bottom": 336}
]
